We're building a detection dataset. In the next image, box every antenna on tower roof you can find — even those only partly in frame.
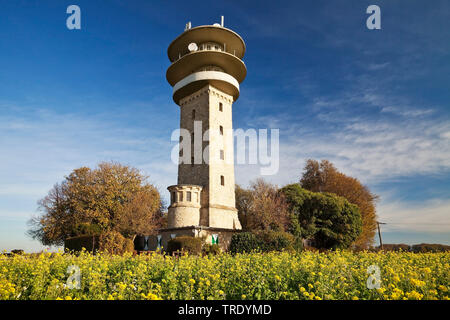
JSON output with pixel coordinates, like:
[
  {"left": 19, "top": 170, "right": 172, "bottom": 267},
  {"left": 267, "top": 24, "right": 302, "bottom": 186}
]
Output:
[
  {"left": 221, "top": 16, "right": 224, "bottom": 27},
  {"left": 185, "top": 21, "right": 191, "bottom": 31}
]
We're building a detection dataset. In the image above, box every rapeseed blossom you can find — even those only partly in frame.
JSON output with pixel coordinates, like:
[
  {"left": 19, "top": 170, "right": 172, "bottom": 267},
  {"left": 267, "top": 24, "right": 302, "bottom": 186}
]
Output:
[{"left": 0, "top": 250, "right": 448, "bottom": 300}]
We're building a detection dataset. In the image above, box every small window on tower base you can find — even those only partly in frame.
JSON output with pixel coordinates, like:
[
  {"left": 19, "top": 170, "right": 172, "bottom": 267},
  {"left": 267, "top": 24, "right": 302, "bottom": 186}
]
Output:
[{"left": 220, "top": 175, "right": 224, "bottom": 186}]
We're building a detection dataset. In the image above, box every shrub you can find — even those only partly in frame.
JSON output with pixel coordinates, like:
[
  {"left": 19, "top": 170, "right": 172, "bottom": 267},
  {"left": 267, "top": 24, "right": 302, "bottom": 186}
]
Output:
[
  {"left": 203, "top": 244, "right": 221, "bottom": 255},
  {"left": 229, "top": 232, "right": 263, "bottom": 254},
  {"left": 229, "top": 231, "right": 298, "bottom": 254},
  {"left": 65, "top": 235, "right": 99, "bottom": 253},
  {"left": 167, "top": 236, "right": 202, "bottom": 256},
  {"left": 281, "top": 184, "right": 362, "bottom": 249},
  {"left": 98, "top": 231, "right": 134, "bottom": 255},
  {"left": 10, "top": 249, "right": 24, "bottom": 255},
  {"left": 257, "top": 230, "right": 297, "bottom": 252}
]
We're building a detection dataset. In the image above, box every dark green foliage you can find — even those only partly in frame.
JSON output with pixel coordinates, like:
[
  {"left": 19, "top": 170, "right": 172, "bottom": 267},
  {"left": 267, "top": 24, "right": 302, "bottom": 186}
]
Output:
[
  {"left": 281, "top": 184, "right": 362, "bottom": 249},
  {"left": 229, "top": 231, "right": 297, "bottom": 254},
  {"left": 72, "top": 223, "right": 102, "bottom": 236},
  {"left": 10, "top": 249, "right": 24, "bottom": 255},
  {"left": 167, "top": 236, "right": 202, "bottom": 255},
  {"left": 229, "top": 232, "right": 263, "bottom": 254},
  {"left": 65, "top": 235, "right": 99, "bottom": 253},
  {"left": 203, "top": 244, "right": 221, "bottom": 255}
]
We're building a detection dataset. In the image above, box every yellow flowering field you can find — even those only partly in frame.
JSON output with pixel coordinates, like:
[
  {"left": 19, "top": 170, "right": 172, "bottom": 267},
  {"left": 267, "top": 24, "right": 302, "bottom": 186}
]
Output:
[{"left": 0, "top": 250, "right": 448, "bottom": 300}]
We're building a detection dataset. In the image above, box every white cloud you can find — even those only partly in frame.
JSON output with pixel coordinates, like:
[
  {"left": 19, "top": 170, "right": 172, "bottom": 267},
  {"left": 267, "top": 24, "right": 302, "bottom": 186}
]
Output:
[
  {"left": 0, "top": 105, "right": 178, "bottom": 206},
  {"left": 366, "top": 62, "right": 390, "bottom": 71},
  {"left": 377, "top": 198, "right": 450, "bottom": 233},
  {"left": 233, "top": 86, "right": 450, "bottom": 236},
  {"left": 381, "top": 106, "right": 434, "bottom": 117},
  {"left": 242, "top": 113, "right": 450, "bottom": 186}
]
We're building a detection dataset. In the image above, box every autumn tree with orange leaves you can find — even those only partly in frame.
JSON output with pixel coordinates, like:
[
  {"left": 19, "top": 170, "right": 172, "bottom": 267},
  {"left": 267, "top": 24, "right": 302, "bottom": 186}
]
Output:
[
  {"left": 300, "top": 159, "right": 379, "bottom": 249},
  {"left": 236, "top": 179, "right": 291, "bottom": 233},
  {"left": 28, "top": 162, "right": 164, "bottom": 246}
]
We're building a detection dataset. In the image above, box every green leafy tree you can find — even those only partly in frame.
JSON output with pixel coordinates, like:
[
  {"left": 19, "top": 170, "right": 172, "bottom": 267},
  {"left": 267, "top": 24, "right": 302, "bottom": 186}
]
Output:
[
  {"left": 281, "top": 184, "right": 362, "bottom": 249},
  {"left": 300, "top": 159, "right": 379, "bottom": 249},
  {"left": 28, "top": 162, "right": 164, "bottom": 246}
]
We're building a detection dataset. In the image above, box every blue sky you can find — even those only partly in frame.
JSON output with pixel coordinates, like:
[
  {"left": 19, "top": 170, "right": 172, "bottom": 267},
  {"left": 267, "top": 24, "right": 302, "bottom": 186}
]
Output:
[{"left": 0, "top": 0, "right": 449, "bottom": 252}]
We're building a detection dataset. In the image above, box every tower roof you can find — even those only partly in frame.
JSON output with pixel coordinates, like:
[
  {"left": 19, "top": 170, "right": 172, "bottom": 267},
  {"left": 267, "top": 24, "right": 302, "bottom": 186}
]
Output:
[{"left": 167, "top": 25, "right": 246, "bottom": 62}]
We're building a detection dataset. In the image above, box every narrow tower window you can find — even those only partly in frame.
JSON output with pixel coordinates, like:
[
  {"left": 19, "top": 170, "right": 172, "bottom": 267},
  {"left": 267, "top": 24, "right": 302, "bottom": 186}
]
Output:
[
  {"left": 178, "top": 191, "right": 183, "bottom": 202},
  {"left": 219, "top": 125, "right": 223, "bottom": 135},
  {"left": 187, "top": 191, "right": 192, "bottom": 202},
  {"left": 192, "top": 109, "right": 196, "bottom": 119},
  {"left": 220, "top": 150, "right": 224, "bottom": 160},
  {"left": 220, "top": 175, "right": 225, "bottom": 186},
  {"left": 171, "top": 192, "right": 175, "bottom": 203},
  {"left": 219, "top": 102, "right": 223, "bottom": 112}
]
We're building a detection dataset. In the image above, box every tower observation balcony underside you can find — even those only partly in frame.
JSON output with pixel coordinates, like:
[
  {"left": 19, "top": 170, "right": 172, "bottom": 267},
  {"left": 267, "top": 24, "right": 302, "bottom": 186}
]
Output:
[{"left": 166, "top": 50, "right": 246, "bottom": 86}]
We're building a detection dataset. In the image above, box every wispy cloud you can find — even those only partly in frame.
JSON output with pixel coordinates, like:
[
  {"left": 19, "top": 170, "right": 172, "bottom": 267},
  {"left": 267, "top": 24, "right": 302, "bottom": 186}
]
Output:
[
  {"left": 234, "top": 77, "right": 450, "bottom": 236},
  {"left": 240, "top": 98, "right": 450, "bottom": 185},
  {"left": 366, "top": 62, "right": 390, "bottom": 71},
  {"left": 377, "top": 198, "right": 450, "bottom": 233},
  {"left": 0, "top": 104, "right": 178, "bottom": 203}
]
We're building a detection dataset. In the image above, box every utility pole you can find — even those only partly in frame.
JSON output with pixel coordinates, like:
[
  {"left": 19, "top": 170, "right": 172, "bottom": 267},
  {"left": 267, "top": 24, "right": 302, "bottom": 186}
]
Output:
[{"left": 377, "top": 222, "right": 386, "bottom": 250}]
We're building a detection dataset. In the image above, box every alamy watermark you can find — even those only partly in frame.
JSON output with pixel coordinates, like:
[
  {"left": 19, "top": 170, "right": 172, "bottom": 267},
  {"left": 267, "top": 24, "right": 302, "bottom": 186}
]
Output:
[
  {"left": 65, "top": 265, "right": 81, "bottom": 289},
  {"left": 171, "top": 122, "right": 279, "bottom": 176},
  {"left": 66, "top": 5, "right": 81, "bottom": 30},
  {"left": 366, "top": 264, "right": 382, "bottom": 289}
]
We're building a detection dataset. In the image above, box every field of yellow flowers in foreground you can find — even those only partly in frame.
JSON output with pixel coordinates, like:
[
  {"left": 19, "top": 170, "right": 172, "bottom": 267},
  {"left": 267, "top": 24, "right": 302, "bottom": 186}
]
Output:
[{"left": 1, "top": 250, "right": 448, "bottom": 300}]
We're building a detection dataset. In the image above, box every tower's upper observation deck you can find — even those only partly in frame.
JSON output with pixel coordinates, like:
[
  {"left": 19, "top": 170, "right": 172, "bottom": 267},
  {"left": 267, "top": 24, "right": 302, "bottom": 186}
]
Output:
[{"left": 166, "top": 22, "right": 247, "bottom": 104}]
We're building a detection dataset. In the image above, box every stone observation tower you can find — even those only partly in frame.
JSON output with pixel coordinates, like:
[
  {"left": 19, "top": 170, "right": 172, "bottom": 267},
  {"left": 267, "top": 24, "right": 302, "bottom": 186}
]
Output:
[{"left": 154, "top": 17, "right": 246, "bottom": 250}]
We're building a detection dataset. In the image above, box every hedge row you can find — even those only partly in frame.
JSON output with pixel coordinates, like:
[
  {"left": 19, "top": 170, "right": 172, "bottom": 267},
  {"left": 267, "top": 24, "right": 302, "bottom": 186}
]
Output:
[
  {"left": 375, "top": 243, "right": 450, "bottom": 253},
  {"left": 64, "top": 231, "right": 134, "bottom": 255},
  {"left": 229, "top": 231, "right": 300, "bottom": 254}
]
